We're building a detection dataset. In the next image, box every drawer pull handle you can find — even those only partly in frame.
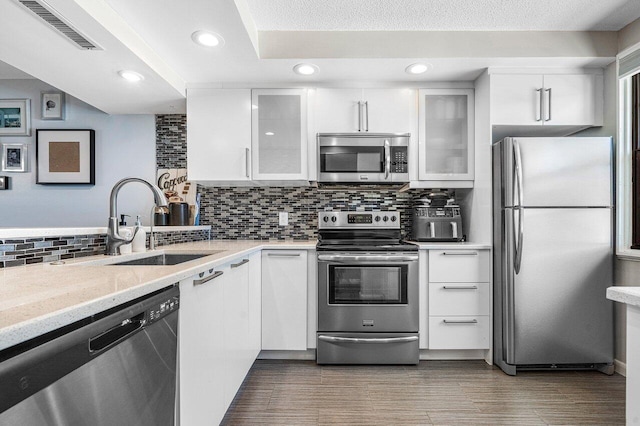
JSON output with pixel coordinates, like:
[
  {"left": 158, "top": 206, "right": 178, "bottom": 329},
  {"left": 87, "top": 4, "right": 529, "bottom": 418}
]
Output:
[
  {"left": 443, "top": 319, "right": 478, "bottom": 324},
  {"left": 193, "top": 271, "right": 224, "bottom": 286},
  {"left": 442, "top": 285, "right": 478, "bottom": 290},
  {"left": 267, "top": 253, "right": 301, "bottom": 257},
  {"left": 318, "top": 335, "right": 418, "bottom": 344},
  {"left": 231, "top": 258, "right": 249, "bottom": 268},
  {"left": 441, "top": 252, "right": 478, "bottom": 256}
]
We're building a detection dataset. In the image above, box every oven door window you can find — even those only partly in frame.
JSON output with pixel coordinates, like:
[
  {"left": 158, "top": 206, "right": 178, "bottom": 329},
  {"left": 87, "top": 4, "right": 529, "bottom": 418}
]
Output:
[
  {"left": 328, "top": 265, "right": 407, "bottom": 304},
  {"left": 319, "top": 146, "right": 384, "bottom": 173}
]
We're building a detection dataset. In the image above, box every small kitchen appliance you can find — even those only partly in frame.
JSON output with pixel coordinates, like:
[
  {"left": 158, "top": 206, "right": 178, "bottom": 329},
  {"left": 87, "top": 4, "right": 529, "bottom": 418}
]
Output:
[
  {"left": 412, "top": 191, "right": 463, "bottom": 242},
  {"left": 316, "top": 211, "right": 419, "bottom": 364}
]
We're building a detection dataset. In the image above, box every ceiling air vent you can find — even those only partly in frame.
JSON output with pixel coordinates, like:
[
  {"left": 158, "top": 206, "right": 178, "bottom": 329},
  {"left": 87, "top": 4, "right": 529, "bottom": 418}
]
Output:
[{"left": 17, "top": 0, "right": 102, "bottom": 50}]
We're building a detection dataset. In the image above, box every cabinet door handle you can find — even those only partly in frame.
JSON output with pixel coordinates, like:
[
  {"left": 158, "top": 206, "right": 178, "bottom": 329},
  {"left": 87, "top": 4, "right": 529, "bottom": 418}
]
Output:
[
  {"left": 193, "top": 270, "right": 224, "bottom": 286},
  {"left": 245, "top": 148, "right": 251, "bottom": 178},
  {"left": 544, "top": 88, "right": 552, "bottom": 121},
  {"left": 364, "top": 101, "right": 369, "bottom": 132},
  {"left": 443, "top": 319, "right": 478, "bottom": 324},
  {"left": 231, "top": 258, "right": 249, "bottom": 268},
  {"left": 357, "top": 101, "right": 362, "bottom": 132},
  {"left": 267, "top": 253, "right": 301, "bottom": 257},
  {"left": 441, "top": 251, "right": 478, "bottom": 256},
  {"left": 535, "top": 88, "right": 543, "bottom": 122},
  {"left": 442, "top": 285, "right": 478, "bottom": 290}
]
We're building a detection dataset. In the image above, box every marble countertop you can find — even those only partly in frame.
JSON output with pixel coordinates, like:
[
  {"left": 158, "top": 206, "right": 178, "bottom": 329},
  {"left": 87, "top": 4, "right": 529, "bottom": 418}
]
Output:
[
  {"left": 407, "top": 241, "right": 492, "bottom": 250},
  {"left": 0, "top": 240, "right": 315, "bottom": 352},
  {"left": 607, "top": 286, "right": 640, "bottom": 309}
]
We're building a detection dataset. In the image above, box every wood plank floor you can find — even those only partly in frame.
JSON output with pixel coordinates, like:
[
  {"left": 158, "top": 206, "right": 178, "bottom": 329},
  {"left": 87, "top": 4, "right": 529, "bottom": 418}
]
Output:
[{"left": 221, "top": 360, "right": 626, "bottom": 425}]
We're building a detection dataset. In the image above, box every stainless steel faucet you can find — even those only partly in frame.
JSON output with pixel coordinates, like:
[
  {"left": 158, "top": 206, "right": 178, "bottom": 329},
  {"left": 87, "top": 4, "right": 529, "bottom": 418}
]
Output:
[{"left": 106, "top": 177, "right": 168, "bottom": 256}]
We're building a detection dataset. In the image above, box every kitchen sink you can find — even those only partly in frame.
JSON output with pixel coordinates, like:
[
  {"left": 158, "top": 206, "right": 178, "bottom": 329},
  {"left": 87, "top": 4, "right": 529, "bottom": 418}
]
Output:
[{"left": 110, "top": 252, "right": 222, "bottom": 266}]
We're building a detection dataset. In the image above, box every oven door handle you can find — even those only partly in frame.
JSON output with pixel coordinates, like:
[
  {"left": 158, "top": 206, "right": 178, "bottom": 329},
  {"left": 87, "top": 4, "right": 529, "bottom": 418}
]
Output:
[
  {"left": 318, "top": 335, "right": 418, "bottom": 344},
  {"left": 317, "top": 254, "right": 418, "bottom": 262}
]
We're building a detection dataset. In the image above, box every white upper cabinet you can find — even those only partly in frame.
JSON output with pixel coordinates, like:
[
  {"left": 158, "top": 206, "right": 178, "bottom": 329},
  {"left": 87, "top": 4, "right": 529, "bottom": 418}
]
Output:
[
  {"left": 491, "top": 73, "right": 601, "bottom": 126},
  {"left": 418, "top": 88, "right": 475, "bottom": 182},
  {"left": 187, "top": 88, "right": 252, "bottom": 182},
  {"left": 315, "top": 88, "right": 416, "bottom": 134},
  {"left": 251, "top": 89, "right": 308, "bottom": 181}
]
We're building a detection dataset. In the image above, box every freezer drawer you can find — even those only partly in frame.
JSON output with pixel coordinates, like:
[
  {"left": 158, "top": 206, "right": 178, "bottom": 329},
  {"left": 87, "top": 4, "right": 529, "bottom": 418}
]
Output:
[
  {"left": 428, "top": 316, "right": 490, "bottom": 350},
  {"left": 429, "top": 282, "right": 491, "bottom": 316},
  {"left": 429, "top": 250, "right": 490, "bottom": 283}
]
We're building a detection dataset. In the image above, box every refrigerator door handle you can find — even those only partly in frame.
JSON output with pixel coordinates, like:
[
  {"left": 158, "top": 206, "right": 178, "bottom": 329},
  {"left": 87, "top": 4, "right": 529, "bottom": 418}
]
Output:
[{"left": 513, "top": 141, "right": 524, "bottom": 274}]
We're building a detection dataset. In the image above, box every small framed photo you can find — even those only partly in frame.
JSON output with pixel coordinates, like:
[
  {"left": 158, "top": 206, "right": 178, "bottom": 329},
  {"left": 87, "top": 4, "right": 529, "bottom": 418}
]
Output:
[
  {"left": 41, "top": 92, "right": 65, "bottom": 120},
  {"left": 36, "top": 129, "right": 95, "bottom": 185},
  {"left": 0, "top": 99, "right": 31, "bottom": 136},
  {"left": 1, "top": 143, "right": 28, "bottom": 172}
]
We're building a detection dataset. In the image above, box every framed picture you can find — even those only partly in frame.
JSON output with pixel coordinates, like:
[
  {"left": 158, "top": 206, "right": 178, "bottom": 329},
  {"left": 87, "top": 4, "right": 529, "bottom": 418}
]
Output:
[
  {"left": 1, "top": 143, "right": 28, "bottom": 172},
  {"left": 41, "top": 92, "right": 65, "bottom": 120},
  {"left": 0, "top": 99, "right": 31, "bottom": 136},
  {"left": 36, "top": 129, "right": 95, "bottom": 185}
]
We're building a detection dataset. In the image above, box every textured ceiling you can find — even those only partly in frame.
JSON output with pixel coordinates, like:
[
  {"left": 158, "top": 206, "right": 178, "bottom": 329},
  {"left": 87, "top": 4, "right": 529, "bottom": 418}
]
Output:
[{"left": 245, "top": 0, "right": 640, "bottom": 31}]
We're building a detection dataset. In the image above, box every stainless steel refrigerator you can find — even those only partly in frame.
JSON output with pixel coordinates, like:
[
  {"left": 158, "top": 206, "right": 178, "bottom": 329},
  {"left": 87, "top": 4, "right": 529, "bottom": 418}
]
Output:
[{"left": 493, "top": 137, "right": 614, "bottom": 376}]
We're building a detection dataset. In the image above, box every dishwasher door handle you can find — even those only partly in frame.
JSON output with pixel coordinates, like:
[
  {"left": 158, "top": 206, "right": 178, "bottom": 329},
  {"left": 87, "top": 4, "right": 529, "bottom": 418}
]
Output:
[
  {"left": 318, "top": 335, "right": 418, "bottom": 344},
  {"left": 89, "top": 312, "right": 145, "bottom": 353}
]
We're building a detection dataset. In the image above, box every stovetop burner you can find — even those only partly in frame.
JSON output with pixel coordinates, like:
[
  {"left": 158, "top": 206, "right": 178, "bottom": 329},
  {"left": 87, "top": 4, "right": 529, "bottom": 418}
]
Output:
[{"left": 316, "top": 211, "right": 417, "bottom": 252}]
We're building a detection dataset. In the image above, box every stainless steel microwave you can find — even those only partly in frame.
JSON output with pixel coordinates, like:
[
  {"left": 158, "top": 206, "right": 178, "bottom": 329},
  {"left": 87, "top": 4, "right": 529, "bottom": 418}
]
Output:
[{"left": 317, "top": 133, "right": 410, "bottom": 183}]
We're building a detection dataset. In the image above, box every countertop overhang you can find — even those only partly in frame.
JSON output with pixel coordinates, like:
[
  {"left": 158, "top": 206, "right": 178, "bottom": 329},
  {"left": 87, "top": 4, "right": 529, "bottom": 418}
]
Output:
[{"left": 607, "top": 286, "right": 640, "bottom": 308}]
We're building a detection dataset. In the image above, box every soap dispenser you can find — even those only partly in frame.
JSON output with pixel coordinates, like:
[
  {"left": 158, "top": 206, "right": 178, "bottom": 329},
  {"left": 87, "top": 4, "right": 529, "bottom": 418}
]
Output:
[{"left": 132, "top": 215, "right": 147, "bottom": 252}]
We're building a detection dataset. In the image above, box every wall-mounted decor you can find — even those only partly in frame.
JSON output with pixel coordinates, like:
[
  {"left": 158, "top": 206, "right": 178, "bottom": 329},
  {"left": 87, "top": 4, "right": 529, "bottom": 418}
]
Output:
[
  {"left": 1, "top": 143, "right": 28, "bottom": 172},
  {"left": 0, "top": 99, "right": 31, "bottom": 136},
  {"left": 36, "top": 129, "right": 95, "bottom": 185},
  {"left": 41, "top": 92, "right": 65, "bottom": 120}
]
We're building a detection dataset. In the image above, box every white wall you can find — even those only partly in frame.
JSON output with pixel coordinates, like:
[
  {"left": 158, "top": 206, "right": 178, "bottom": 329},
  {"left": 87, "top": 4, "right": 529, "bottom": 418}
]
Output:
[{"left": 0, "top": 79, "right": 156, "bottom": 227}]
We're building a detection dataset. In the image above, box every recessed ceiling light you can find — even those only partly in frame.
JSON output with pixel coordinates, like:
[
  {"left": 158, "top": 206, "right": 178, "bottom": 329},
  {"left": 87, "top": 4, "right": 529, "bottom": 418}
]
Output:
[
  {"left": 118, "top": 70, "right": 144, "bottom": 82},
  {"left": 293, "top": 63, "right": 319, "bottom": 76},
  {"left": 405, "top": 63, "right": 431, "bottom": 75},
  {"left": 191, "top": 30, "right": 225, "bottom": 47},
  {"left": 251, "top": 104, "right": 258, "bottom": 110},
  {"left": 265, "top": 132, "right": 275, "bottom": 136}
]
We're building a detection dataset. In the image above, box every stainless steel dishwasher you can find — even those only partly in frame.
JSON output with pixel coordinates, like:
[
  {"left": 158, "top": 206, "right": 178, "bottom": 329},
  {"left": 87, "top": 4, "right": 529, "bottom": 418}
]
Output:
[{"left": 0, "top": 285, "right": 179, "bottom": 426}]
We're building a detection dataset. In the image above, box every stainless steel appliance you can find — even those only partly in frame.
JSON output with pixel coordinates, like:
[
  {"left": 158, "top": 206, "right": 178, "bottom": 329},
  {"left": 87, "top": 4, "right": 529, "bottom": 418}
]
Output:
[
  {"left": 412, "top": 191, "right": 463, "bottom": 242},
  {"left": 493, "top": 137, "right": 614, "bottom": 375},
  {"left": 0, "top": 286, "right": 179, "bottom": 425},
  {"left": 316, "top": 211, "right": 419, "bottom": 364},
  {"left": 317, "top": 133, "right": 409, "bottom": 183}
]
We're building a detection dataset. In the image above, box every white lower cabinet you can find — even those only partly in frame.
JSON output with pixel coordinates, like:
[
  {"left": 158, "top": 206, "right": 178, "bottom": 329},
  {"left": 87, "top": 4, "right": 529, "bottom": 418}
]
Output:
[
  {"left": 262, "top": 250, "right": 308, "bottom": 350},
  {"left": 425, "top": 248, "right": 491, "bottom": 351},
  {"left": 179, "top": 266, "right": 227, "bottom": 425},
  {"left": 179, "top": 252, "right": 261, "bottom": 425}
]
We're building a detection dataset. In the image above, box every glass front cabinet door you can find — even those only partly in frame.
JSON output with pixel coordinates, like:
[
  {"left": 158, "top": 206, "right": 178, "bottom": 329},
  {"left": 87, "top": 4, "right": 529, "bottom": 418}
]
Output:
[
  {"left": 418, "top": 89, "right": 475, "bottom": 182},
  {"left": 251, "top": 89, "right": 308, "bottom": 181}
]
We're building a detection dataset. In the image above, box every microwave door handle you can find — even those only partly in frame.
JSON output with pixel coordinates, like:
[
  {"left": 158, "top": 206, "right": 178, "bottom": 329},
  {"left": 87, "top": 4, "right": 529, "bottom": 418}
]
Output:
[
  {"left": 429, "top": 222, "right": 435, "bottom": 239},
  {"left": 450, "top": 222, "right": 458, "bottom": 239},
  {"left": 384, "top": 139, "right": 390, "bottom": 179}
]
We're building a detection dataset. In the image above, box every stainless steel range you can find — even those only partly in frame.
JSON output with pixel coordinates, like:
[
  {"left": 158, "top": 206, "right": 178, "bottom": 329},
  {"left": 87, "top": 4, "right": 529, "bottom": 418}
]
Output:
[{"left": 316, "top": 211, "right": 419, "bottom": 365}]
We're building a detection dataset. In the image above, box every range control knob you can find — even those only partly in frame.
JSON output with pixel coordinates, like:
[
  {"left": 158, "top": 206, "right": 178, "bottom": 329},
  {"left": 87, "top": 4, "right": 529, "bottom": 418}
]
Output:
[
  {"left": 331, "top": 216, "right": 337, "bottom": 223},
  {"left": 374, "top": 215, "right": 381, "bottom": 222},
  {"left": 390, "top": 216, "right": 397, "bottom": 222},
  {"left": 383, "top": 216, "right": 389, "bottom": 222},
  {"left": 323, "top": 216, "right": 329, "bottom": 223}
]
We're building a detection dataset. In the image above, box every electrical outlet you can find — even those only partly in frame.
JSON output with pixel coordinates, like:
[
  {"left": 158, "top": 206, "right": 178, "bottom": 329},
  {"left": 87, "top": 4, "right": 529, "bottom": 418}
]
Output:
[{"left": 279, "top": 212, "right": 288, "bottom": 226}]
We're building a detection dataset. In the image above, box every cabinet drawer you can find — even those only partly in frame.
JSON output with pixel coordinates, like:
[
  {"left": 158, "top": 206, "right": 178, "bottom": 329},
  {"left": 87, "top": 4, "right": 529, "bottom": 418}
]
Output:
[
  {"left": 428, "top": 316, "right": 490, "bottom": 349},
  {"left": 428, "top": 250, "right": 490, "bottom": 282},
  {"left": 428, "top": 282, "right": 490, "bottom": 316}
]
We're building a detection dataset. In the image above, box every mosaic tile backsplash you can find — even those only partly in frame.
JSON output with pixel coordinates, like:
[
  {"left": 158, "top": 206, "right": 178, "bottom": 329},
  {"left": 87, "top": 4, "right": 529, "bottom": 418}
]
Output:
[
  {"left": 156, "top": 114, "right": 187, "bottom": 170},
  {"left": 0, "top": 235, "right": 106, "bottom": 268},
  {"left": 198, "top": 186, "right": 429, "bottom": 240}
]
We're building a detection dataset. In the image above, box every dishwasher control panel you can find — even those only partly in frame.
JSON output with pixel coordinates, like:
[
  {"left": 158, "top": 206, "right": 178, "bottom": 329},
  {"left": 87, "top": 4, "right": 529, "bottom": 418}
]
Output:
[{"left": 148, "top": 295, "right": 179, "bottom": 324}]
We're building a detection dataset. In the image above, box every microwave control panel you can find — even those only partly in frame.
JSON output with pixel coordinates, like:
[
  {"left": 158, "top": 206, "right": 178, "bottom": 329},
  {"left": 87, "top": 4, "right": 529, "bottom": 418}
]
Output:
[{"left": 390, "top": 147, "right": 408, "bottom": 173}]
